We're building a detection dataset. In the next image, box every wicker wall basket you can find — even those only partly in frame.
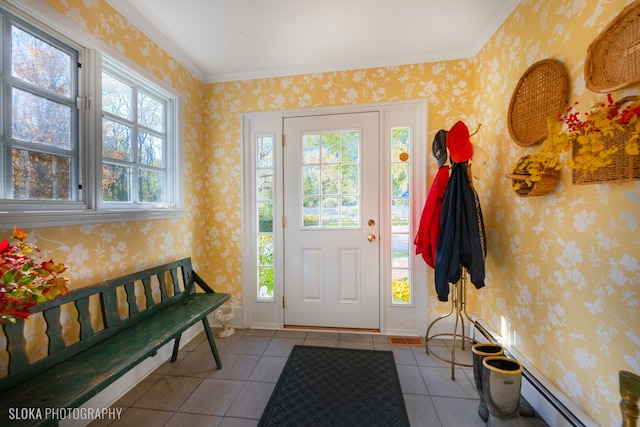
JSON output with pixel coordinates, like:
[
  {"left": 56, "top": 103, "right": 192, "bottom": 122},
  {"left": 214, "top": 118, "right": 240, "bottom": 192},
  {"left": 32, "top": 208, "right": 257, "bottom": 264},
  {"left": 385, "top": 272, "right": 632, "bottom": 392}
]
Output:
[
  {"left": 585, "top": 0, "right": 640, "bottom": 93},
  {"left": 572, "top": 128, "right": 640, "bottom": 185},
  {"left": 506, "top": 156, "right": 560, "bottom": 197},
  {"left": 508, "top": 59, "right": 569, "bottom": 146}
]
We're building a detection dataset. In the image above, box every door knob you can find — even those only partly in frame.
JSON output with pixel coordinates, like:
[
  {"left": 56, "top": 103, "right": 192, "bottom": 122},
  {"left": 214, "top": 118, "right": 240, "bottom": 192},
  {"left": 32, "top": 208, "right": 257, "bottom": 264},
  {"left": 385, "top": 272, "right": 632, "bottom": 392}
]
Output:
[{"left": 367, "top": 233, "right": 376, "bottom": 242}]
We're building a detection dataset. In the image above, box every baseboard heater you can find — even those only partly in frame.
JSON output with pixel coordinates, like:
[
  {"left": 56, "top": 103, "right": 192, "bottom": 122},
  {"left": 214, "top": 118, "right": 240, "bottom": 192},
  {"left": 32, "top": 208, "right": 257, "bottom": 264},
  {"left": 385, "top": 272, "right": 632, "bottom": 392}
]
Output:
[{"left": 473, "top": 319, "right": 599, "bottom": 427}]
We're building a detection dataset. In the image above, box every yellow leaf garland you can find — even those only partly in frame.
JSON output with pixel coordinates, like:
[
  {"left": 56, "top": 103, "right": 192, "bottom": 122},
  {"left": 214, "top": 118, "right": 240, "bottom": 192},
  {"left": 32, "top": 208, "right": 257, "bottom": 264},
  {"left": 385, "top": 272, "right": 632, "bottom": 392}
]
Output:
[{"left": 511, "top": 95, "right": 640, "bottom": 190}]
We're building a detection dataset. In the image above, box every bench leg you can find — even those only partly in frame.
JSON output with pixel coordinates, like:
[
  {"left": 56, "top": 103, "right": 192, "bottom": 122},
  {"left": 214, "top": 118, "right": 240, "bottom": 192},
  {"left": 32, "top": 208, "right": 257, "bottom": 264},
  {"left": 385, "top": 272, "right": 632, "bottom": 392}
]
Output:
[
  {"left": 171, "top": 334, "right": 182, "bottom": 362},
  {"left": 202, "top": 317, "right": 223, "bottom": 369}
]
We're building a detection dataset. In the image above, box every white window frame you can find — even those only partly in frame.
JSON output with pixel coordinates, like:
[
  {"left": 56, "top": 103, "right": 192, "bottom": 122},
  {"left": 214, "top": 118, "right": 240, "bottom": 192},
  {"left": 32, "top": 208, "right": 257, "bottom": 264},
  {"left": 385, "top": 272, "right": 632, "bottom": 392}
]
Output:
[
  {"left": 0, "top": 0, "right": 185, "bottom": 229},
  {"left": 98, "top": 57, "right": 178, "bottom": 211}
]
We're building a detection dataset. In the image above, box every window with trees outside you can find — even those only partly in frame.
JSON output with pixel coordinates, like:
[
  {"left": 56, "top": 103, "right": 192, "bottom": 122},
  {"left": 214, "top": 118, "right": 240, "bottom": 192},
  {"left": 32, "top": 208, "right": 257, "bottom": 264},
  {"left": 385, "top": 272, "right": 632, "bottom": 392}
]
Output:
[
  {"left": 391, "top": 127, "right": 411, "bottom": 304},
  {"left": 0, "top": 6, "right": 180, "bottom": 226},
  {"left": 256, "top": 134, "right": 275, "bottom": 300},
  {"left": 0, "top": 17, "right": 80, "bottom": 203},
  {"left": 101, "top": 66, "right": 173, "bottom": 207}
]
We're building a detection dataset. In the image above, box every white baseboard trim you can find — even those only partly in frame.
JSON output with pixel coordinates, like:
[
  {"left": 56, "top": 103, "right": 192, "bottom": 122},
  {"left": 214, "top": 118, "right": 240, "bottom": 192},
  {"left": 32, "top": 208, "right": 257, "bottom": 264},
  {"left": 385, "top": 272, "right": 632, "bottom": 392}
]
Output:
[
  {"left": 59, "top": 322, "right": 205, "bottom": 427},
  {"left": 424, "top": 312, "right": 599, "bottom": 427},
  {"left": 249, "top": 322, "right": 281, "bottom": 330},
  {"left": 384, "top": 328, "right": 420, "bottom": 337},
  {"left": 469, "top": 317, "right": 600, "bottom": 427}
]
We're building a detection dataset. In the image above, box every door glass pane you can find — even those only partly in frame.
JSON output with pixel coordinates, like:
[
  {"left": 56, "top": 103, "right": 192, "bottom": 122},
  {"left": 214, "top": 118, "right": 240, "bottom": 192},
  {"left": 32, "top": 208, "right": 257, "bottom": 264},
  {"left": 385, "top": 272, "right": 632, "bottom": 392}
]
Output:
[
  {"left": 258, "top": 229, "right": 274, "bottom": 298},
  {"left": 392, "top": 199, "right": 409, "bottom": 232},
  {"left": 321, "top": 132, "right": 340, "bottom": 163},
  {"left": 257, "top": 172, "right": 273, "bottom": 200},
  {"left": 301, "top": 130, "right": 360, "bottom": 228},
  {"left": 321, "top": 164, "right": 339, "bottom": 194},
  {"left": 258, "top": 136, "right": 274, "bottom": 168},
  {"left": 321, "top": 197, "right": 339, "bottom": 226},
  {"left": 302, "top": 166, "right": 320, "bottom": 195},
  {"left": 258, "top": 202, "right": 273, "bottom": 232},
  {"left": 302, "top": 134, "right": 320, "bottom": 163},
  {"left": 303, "top": 197, "right": 320, "bottom": 226},
  {"left": 341, "top": 196, "right": 359, "bottom": 227},
  {"left": 392, "top": 163, "right": 409, "bottom": 197},
  {"left": 341, "top": 131, "right": 359, "bottom": 162},
  {"left": 392, "top": 234, "right": 409, "bottom": 268}
]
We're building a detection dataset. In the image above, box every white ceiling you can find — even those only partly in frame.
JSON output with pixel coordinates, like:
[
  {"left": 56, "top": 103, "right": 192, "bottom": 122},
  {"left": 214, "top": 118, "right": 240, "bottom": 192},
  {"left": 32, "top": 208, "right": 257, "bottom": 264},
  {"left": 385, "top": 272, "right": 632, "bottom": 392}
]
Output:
[{"left": 107, "top": 0, "right": 521, "bottom": 83}]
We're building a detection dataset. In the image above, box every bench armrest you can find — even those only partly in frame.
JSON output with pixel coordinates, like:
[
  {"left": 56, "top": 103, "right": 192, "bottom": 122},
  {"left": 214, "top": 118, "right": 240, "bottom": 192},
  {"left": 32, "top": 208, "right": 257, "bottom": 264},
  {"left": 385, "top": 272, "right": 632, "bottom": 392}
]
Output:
[{"left": 193, "top": 270, "right": 216, "bottom": 293}]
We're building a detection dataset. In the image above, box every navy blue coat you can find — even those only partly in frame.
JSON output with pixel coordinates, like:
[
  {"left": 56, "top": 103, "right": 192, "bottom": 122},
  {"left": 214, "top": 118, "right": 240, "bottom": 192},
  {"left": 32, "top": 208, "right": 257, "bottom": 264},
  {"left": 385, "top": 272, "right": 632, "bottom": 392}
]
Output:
[{"left": 434, "top": 162, "right": 486, "bottom": 301}]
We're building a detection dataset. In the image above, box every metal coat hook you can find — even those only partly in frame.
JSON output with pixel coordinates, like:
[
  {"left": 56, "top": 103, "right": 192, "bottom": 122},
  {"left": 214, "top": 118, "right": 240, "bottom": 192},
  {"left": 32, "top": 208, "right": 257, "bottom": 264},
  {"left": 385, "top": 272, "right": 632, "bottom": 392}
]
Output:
[{"left": 469, "top": 123, "right": 482, "bottom": 137}]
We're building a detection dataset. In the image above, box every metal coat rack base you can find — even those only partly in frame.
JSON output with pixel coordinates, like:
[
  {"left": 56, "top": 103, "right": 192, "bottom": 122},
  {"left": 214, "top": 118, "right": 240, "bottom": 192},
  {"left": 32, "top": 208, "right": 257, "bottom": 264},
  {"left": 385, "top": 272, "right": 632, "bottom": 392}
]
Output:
[{"left": 425, "top": 270, "right": 491, "bottom": 380}]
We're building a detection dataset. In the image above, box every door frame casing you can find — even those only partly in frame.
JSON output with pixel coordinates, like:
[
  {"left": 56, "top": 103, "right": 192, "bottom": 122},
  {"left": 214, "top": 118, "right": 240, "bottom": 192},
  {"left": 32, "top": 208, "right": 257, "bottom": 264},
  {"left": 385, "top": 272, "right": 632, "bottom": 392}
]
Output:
[{"left": 241, "top": 100, "right": 428, "bottom": 336}]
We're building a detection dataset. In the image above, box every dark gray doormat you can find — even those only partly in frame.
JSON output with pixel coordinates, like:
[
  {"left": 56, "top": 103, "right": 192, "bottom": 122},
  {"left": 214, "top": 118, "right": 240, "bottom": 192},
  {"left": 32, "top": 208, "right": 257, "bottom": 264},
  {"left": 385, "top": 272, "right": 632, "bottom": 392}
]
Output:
[{"left": 258, "top": 345, "right": 410, "bottom": 426}]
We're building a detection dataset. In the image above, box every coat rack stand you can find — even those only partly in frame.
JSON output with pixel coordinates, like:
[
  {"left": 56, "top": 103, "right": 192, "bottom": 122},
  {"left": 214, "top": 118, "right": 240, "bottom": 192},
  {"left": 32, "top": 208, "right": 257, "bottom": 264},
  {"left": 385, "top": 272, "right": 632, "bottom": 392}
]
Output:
[{"left": 425, "top": 269, "right": 492, "bottom": 380}]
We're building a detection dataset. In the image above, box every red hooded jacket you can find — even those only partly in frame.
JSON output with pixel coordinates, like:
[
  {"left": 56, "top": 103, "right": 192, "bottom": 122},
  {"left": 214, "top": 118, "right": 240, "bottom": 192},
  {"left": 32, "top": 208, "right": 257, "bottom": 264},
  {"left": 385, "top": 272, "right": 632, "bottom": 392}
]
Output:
[{"left": 414, "top": 166, "right": 449, "bottom": 268}]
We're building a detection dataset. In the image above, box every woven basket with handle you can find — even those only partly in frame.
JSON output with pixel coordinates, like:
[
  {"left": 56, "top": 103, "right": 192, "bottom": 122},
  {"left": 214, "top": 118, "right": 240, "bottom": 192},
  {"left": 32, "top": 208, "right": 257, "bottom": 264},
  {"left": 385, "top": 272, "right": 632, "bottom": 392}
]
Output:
[
  {"left": 585, "top": 0, "right": 640, "bottom": 93},
  {"left": 572, "top": 96, "right": 640, "bottom": 185},
  {"left": 506, "top": 155, "right": 560, "bottom": 197}
]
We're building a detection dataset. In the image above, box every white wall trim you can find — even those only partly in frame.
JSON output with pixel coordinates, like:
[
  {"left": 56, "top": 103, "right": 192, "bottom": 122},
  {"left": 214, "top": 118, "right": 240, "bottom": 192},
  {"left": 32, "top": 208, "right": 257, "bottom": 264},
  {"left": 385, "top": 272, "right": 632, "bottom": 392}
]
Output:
[
  {"left": 241, "top": 100, "right": 428, "bottom": 334},
  {"left": 472, "top": 318, "right": 600, "bottom": 427},
  {"left": 429, "top": 313, "right": 600, "bottom": 427}
]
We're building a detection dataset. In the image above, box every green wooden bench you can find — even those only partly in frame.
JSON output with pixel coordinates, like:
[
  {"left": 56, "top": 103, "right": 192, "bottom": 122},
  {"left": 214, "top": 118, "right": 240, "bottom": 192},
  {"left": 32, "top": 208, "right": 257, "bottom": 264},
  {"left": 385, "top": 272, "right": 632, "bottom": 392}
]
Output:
[{"left": 0, "top": 257, "right": 230, "bottom": 426}]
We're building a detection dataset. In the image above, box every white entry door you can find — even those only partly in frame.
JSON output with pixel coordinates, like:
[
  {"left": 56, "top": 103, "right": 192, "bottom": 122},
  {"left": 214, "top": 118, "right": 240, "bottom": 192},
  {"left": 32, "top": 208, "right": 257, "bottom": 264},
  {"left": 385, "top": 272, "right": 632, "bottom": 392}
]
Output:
[{"left": 283, "top": 112, "right": 380, "bottom": 329}]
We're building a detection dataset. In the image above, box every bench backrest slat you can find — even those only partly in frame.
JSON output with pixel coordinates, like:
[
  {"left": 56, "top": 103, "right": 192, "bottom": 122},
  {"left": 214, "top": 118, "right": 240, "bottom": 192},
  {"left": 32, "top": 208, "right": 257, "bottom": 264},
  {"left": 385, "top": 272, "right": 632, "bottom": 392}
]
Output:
[
  {"left": 43, "top": 306, "right": 65, "bottom": 354},
  {"left": 75, "top": 296, "right": 95, "bottom": 341},
  {"left": 0, "top": 257, "right": 196, "bottom": 393},
  {"left": 158, "top": 272, "right": 169, "bottom": 301},
  {"left": 142, "top": 277, "right": 155, "bottom": 308},
  {"left": 101, "top": 288, "right": 120, "bottom": 329},
  {"left": 170, "top": 267, "right": 181, "bottom": 295},
  {"left": 124, "top": 281, "right": 138, "bottom": 317},
  {"left": 4, "top": 320, "right": 29, "bottom": 374}
]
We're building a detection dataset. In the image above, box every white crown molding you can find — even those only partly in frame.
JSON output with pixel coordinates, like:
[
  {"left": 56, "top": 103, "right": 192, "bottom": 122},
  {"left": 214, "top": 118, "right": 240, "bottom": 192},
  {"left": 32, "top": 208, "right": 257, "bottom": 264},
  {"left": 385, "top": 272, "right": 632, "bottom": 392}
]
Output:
[
  {"left": 105, "top": 0, "right": 206, "bottom": 82},
  {"left": 204, "top": 49, "right": 476, "bottom": 83},
  {"left": 6, "top": 0, "right": 520, "bottom": 85}
]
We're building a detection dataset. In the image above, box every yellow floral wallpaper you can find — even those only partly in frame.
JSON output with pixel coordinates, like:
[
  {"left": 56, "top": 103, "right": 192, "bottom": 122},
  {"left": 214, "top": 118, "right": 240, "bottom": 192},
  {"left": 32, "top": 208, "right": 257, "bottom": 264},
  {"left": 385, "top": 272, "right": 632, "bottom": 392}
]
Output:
[
  {"left": 0, "top": 0, "right": 637, "bottom": 425},
  {"left": 472, "top": 2, "right": 639, "bottom": 426}
]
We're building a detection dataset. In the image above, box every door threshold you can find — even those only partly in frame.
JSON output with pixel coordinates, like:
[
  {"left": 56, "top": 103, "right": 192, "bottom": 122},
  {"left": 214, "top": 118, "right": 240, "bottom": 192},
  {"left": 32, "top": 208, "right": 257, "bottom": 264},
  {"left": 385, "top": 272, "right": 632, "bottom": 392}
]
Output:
[
  {"left": 285, "top": 325, "right": 380, "bottom": 333},
  {"left": 388, "top": 336, "right": 424, "bottom": 346}
]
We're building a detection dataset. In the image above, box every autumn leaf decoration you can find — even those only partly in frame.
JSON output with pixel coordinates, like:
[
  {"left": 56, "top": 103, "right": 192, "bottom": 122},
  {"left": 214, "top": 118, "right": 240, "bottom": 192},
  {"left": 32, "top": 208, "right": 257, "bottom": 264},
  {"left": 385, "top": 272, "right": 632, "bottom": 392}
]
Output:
[
  {"left": 512, "top": 94, "right": 640, "bottom": 189},
  {"left": 0, "top": 227, "right": 69, "bottom": 323}
]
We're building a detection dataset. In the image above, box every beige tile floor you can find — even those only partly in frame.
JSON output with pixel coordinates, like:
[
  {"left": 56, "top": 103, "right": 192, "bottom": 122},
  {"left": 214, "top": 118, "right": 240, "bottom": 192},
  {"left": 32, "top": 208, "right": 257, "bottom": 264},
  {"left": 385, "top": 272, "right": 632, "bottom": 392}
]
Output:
[{"left": 90, "top": 329, "right": 487, "bottom": 427}]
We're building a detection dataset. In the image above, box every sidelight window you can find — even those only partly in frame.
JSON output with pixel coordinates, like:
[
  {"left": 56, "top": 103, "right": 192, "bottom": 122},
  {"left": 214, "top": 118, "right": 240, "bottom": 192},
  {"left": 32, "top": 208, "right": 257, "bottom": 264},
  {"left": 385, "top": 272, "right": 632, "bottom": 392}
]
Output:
[
  {"left": 390, "top": 127, "right": 411, "bottom": 304},
  {"left": 256, "top": 134, "right": 275, "bottom": 300}
]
